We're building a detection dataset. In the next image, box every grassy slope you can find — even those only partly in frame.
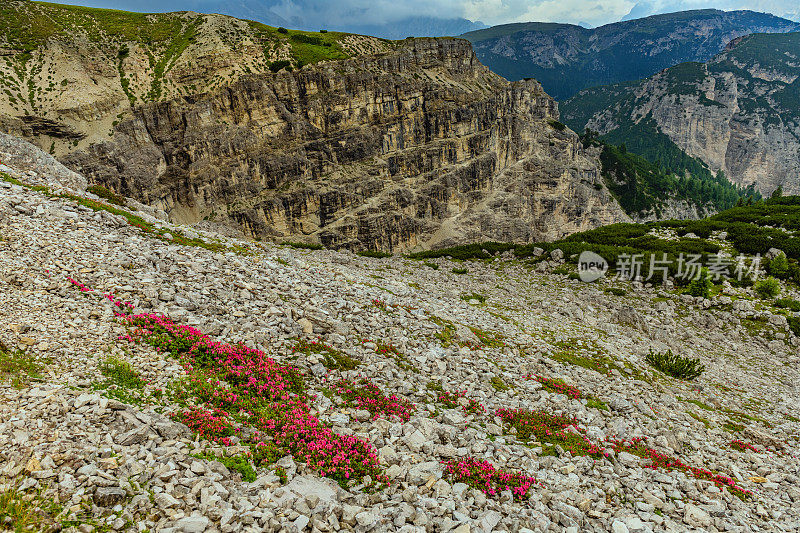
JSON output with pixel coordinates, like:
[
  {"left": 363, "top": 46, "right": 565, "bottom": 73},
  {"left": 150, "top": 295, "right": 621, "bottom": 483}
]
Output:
[{"left": 0, "top": 1, "right": 386, "bottom": 105}]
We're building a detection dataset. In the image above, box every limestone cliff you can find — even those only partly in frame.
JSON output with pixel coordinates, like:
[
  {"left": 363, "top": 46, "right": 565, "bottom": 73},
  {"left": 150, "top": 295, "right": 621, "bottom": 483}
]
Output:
[
  {"left": 563, "top": 32, "right": 800, "bottom": 196},
  {"left": 0, "top": 2, "right": 627, "bottom": 251}
]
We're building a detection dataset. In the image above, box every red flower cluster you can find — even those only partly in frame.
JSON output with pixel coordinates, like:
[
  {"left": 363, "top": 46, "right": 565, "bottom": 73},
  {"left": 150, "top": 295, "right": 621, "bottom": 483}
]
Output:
[
  {"left": 607, "top": 437, "right": 753, "bottom": 498},
  {"left": 463, "top": 398, "right": 486, "bottom": 414},
  {"left": 331, "top": 378, "right": 415, "bottom": 421},
  {"left": 529, "top": 375, "right": 582, "bottom": 399},
  {"left": 122, "top": 313, "right": 385, "bottom": 484},
  {"left": 177, "top": 406, "right": 237, "bottom": 444},
  {"left": 437, "top": 390, "right": 464, "bottom": 409},
  {"left": 371, "top": 299, "right": 394, "bottom": 313},
  {"left": 442, "top": 458, "right": 537, "bottom": 500},
  {"left": 729, "top": 439, "right": 758, "bottom": 453}
]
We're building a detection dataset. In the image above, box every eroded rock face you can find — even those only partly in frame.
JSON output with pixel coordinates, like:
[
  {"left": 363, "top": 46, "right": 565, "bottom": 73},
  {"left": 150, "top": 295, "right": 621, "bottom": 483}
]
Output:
[
  {"left": 63, "top": 38, "right": 626, "bottom": 251},
  {"left": 566, "top": 33, "right": 800, "bottom": 196}
]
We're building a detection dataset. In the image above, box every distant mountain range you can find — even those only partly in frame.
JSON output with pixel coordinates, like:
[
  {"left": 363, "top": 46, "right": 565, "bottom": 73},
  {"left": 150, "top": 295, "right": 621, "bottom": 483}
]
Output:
[
  {"left": 43, "top": 0, "right": 486, "bottom": 39},
  {"left": 561, "top": 31, "right": 800, "bottom": 196},
  {"left": 462, "top": 9, "right": 800, "bottom": 100}
]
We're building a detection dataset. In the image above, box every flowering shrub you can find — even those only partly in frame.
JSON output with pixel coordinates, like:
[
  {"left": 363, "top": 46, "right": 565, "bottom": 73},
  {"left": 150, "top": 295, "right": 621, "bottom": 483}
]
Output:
[
  {"left": 496, "top": 408, "right": 609, "bottom": 458},
  {"left": 531, "top": 375, "right": 581, "bottom": 399},
  {"left": 437, "top": 390, "right": 463, "bottom": 409},
  {"left": 442, "top": 458, "right": 536, "bottom": 500},
  {"left": 607, "top": 437, "right": 752, "bottom": 499},
  {"left": 372, "top": 299, "right": 394, "bottom": 313},
  {"left": 332, "top": 379, "right": 415, "bottom": 421},
  {"left": 176, "top": 406, "right": 237, "bottom": 444},
  {"left": 73, "top": 289, "right": 385, "bottom": 486},
  {"left": 463, "top": 398, "right": 486, "bottom": 414},
  {"left": 730, "top": 440, "right": 758, "bottom": 453}
]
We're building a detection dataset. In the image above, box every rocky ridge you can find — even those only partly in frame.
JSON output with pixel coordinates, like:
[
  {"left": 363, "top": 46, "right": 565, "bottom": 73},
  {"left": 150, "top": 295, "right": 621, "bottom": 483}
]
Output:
[
  {"left": 562, "top": 32, "right": 800, "bottom": 196},
  {"left": 462, "top": 10, "right": 800, "bottom": 101},
  {"left": 1, "top": 136, "right": 800, "bottom": 532}
]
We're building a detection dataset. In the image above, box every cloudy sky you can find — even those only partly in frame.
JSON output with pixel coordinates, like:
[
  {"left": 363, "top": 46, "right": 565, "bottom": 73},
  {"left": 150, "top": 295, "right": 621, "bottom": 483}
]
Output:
[{"left": 55, "top": 0, "right": 800, "bottom": 28}]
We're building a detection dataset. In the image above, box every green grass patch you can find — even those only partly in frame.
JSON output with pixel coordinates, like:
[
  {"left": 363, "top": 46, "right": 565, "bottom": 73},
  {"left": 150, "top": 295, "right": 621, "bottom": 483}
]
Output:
[
  {"left": 93, "top": 355, "right": 148, "bottom": 404},
  {"left": 0, "top": 342, "right": 44, "bottom": 388},
  {"left": 586, "top": 397, "right": 609, "bottom": 411},
  {"left": 192, "top": 453, "right": 256, "bottom": 482},
  {"left": 490, "top": 375, "right": 510, "bottom": 391},
  {"left": 460, "top": 292, "right": 486, "bottom": 304},
  {"left": 292, "top": 339, "right": 359, "bottom": 370},
  {"left": 0, "top": 483, "right": 63, "bottom": 532},
  {"left": 87, "top": 184, "right": 125, "bottom": 205},
  {"left": 281, "top": 241, "right": 323, "bottom": 250}
]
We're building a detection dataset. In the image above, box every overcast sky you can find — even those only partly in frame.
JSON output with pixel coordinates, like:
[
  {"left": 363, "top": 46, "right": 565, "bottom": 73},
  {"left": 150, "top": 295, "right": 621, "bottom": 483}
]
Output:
[{"left": 54, "top": 0, "right": 800, "bottom": 28}]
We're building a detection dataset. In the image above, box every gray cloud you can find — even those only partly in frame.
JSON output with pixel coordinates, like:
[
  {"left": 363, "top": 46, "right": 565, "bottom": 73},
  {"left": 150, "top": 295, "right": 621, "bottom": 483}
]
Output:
[{"left": 54, "top": 0, "right": 800, "bottom": 29}]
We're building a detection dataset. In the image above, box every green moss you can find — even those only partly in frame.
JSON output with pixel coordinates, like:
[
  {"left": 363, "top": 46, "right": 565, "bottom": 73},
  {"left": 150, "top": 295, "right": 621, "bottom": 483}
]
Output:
[{"left": 292, "top": 339, "right": 359, "bottom": 370}]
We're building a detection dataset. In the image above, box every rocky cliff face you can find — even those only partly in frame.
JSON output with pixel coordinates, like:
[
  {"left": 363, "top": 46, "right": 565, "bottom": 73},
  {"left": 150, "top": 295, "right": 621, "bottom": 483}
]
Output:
[
  {"left": 563, "top": 32, "right": 800, "bottom": 196},
  {"left": 0, "top": 3, "right": 627, "bottom": 251},
  {"left": 62, "top": 38, "right": 626, "bottom": 250}
]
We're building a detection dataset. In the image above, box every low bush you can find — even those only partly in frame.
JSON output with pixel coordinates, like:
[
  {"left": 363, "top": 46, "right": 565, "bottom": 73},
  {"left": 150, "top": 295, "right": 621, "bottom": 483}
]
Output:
[
  {"left": 357, "top": 250, "right": 392, "bottom": 258},
  {"left": 442, "top": 458, "right": 536, "bottom": 500},
  {"left": 281, "top": 241, "right": 323, "bottom": 250},
  {"left": 687, "top": 268, "right": 713, "bottom": 299},
  {"left": 193, "top": 453, "right": 256, "bottom": 482},
  {"left": 768, "top": 252, "right": 789, "bottom": 278},
  {"left": 645, "top": 349, "right": 705, "bottom": 380},
  {"left": 773, "top": 298, "right": 800, "bottom": 312},
  {"left": 269, "top": 60, "right": 291, "bottom": 72},
  {"left": 754, "top": 277, "right": 780, "bottom": 299}
]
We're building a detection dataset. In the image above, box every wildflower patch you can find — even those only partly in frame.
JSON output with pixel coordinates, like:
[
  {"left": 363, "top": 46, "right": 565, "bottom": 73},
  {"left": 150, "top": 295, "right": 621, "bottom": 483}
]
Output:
[
  {"left": 497, "top": 408, "right": 609, "bottom": 458},
  {"left": 730, "top": 440, "right": 758, "bottom": 453},
  {"left": 607, "top": 437, "right": 752, "bottom": 499},
  {"left": 442, "top": 458, "right": 537, "bottom": 500},
  {"left": 122, "top": 312, "right": 385, "bottom": 486},
  {"left": 332, "top": 378, "right": 415, "bottom": 421}
]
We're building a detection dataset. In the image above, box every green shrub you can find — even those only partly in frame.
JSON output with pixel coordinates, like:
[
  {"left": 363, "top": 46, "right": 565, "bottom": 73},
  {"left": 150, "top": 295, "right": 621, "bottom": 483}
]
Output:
[
  {"left": 645, "top": 349, "right": 705, "bottom": 380},
  {"left": 357, "top": 250, "right": 392, "bottom": 258},
  {"left": 774, "top": 298, "right": 800, "bottom": 312},
  {"left": 788, "top": 316, "right": 800, "bottom": 338},
  {"left": 451, "top": 268, "right": 468, "bottom": 274},
  {"left": 87, "top": 184, "right": 125, "bottom": 205},
  {"left": 768, "top": 252, "right": 789, "bottom": 279},
  {"left": 754, "top": 277, "right": 780, "bottom": 299},
  {"left": 277, "top": 27, "right": 288, "bottom": 33},
  {"left": 687, "top": 268, "right": 712, "bottom": 299},
  {"left": 269, "top": 60, "right": 291, "bottom": 72},
  {"left": 423, "top": 262, "right": 439, "bottom": 270}
]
